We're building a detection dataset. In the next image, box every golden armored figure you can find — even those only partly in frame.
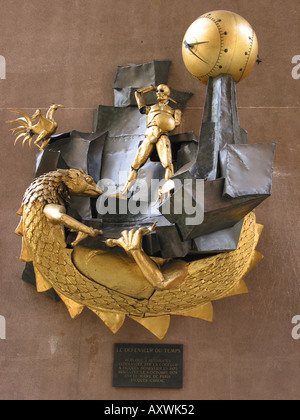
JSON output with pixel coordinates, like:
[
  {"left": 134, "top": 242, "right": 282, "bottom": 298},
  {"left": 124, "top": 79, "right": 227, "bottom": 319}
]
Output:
[
  {"left": 121, "top": 84, "right": 182, "bottom": 196},
  {"left": 8, "top": 104, "right": 64, "bottom": 151}
]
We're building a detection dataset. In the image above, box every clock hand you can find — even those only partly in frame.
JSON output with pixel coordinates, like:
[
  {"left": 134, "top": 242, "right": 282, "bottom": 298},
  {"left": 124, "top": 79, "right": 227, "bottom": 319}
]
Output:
[
  {"left": 183, "top": 40, "right": 209, "bottom": 64},
  {"left": 185, "top": 41, "right": 209, "bottom": 47}
]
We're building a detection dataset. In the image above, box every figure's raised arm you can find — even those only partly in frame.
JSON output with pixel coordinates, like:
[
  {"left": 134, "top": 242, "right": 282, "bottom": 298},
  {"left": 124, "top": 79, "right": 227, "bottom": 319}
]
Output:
[
  {"left": 135, "top": 85, "right": 157, "bottom": 113},
  {"left": 136, "top": 85, "right": 157, "bottom": 95}
]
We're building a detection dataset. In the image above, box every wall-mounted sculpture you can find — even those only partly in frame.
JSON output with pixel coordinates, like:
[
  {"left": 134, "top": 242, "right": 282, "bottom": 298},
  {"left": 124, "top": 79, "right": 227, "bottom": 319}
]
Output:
[{"left": 12, "top": 11, "right": 275, "bottom": 339}]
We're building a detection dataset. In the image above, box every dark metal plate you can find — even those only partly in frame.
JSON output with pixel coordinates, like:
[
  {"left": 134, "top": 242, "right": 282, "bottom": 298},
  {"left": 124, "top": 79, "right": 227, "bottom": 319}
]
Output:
[{"left": 113, "top": 343, "right": 183, "bottom": 388}]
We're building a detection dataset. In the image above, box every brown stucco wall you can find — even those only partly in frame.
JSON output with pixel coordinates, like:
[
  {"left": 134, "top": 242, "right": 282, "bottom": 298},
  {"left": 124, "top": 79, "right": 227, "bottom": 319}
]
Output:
[{"left": 0, "top": 0, "right": 299, "bottom": 400}]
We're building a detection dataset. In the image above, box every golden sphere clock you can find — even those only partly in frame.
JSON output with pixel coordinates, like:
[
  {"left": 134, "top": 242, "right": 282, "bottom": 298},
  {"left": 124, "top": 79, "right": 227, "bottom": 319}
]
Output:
[{"left": 182, "top": 10, "right": 259, "bottom": 84}]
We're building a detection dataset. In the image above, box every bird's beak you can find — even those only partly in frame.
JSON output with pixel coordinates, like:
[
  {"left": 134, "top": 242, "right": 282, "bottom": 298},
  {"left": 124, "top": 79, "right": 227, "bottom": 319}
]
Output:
[{"left": 55, "top": 104, "right": 65, "bottom": 109}]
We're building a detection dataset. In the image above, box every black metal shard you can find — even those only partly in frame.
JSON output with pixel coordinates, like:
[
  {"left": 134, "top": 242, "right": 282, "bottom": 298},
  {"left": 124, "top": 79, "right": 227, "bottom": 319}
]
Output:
[
  {"left": 36, "top": 130, "right": 107, "bottom": 220},
  {"left": 220, "top": 142, "right": 276, "bottom": 198}
]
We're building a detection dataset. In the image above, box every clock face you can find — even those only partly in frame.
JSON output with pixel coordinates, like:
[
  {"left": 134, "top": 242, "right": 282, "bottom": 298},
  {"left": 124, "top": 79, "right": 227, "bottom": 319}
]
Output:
[{"left": 182, "top": 10, "right": 258, "bottom": 84}]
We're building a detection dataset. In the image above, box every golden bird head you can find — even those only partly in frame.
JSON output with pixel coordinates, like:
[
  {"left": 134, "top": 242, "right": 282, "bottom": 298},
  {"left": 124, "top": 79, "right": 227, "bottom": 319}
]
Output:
[{"left": 50, "top": 104, "right": 65, "bottom": 110}]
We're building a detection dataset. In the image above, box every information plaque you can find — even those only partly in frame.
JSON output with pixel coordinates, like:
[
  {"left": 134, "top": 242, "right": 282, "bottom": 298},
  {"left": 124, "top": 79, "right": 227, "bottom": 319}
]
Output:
[{"left": 113, "top": 343, "right": 183, "bottom": 388}]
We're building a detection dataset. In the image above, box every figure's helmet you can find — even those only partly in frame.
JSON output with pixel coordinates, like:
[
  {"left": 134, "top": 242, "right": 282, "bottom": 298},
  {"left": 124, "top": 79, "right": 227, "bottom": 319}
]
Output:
[{"left": 156, "top": 84, "right": 171, "bottom": 102}]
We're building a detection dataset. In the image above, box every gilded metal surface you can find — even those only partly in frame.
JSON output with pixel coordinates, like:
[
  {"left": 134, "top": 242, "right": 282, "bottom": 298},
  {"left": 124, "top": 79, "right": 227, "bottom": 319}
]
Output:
[
  {"left": 8, "top": 104, "right": 64, "bottom": 150},
  {"left": 121, "top": 84, "right": 182, "bottom": 196},
  {"left": 16, "top": 169, "right": 103, "bottom": 248},
  {"left": 105, "top": 224, "right": 188, "bottom": 291},
  {"left": 15, "top": 167, "right": 263, "bottom": 339},
  {"left": 182, "top": 10, "right": 259, "bottom": 84}
]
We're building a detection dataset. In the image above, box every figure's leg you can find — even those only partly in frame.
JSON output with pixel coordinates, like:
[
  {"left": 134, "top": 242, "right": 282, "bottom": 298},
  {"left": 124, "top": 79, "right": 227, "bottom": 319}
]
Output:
[
  {"left": 121, "top": 166, "right": 138, "bottom": 195},
  {"left": 121, "top": 135, "right": 155, "bottom": 195},
  {"left": 156, "top": 135, "right": 175, "bottom": 202},
  {"left": 156, "top": 135, "right": 174, "bottom": 181},
  {"left": 33, "top": 130, "right": 49, "bottom": 151}
]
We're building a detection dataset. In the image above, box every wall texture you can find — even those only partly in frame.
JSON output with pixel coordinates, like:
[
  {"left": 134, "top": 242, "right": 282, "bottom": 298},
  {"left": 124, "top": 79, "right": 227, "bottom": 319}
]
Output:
[{"left": 0, "top": 0, "right": 299, "bottom": 400}]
